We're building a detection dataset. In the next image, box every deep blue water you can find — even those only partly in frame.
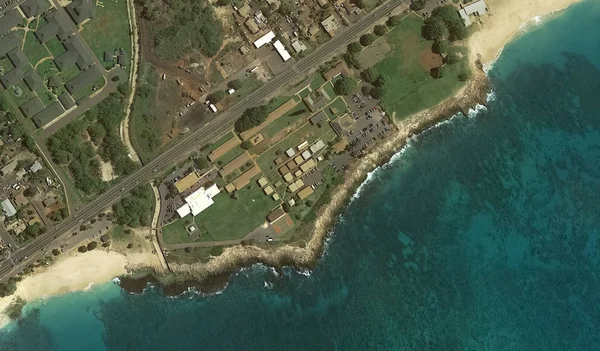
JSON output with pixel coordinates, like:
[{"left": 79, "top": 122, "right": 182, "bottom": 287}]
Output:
[{"left": 3, "top": 1, "right": 600, "bottom": 349}]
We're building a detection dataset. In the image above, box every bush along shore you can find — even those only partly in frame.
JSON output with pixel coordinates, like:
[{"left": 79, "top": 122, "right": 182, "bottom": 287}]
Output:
[{"left": 118, "top": 67, "right": 492, "bottom": 297}]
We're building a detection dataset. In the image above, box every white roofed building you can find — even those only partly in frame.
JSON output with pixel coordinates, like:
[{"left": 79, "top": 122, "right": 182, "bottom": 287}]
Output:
[
  {"left": 273, "top": 40, "right": 291, "bottom": 61},
  {"left": 459, "top": 0, "right": 488, "bottom": 26},
  {"left": 253, "top": 31, "right": 275, "bottom": 48},
  {"left": 176, "top": 184, "right": 221, "bottom": 218}
]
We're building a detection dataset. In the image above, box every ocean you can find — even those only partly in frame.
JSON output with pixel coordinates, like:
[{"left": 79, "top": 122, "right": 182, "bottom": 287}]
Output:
[{"left": 3, "top": 1, "right": 600, "bottom": 349}]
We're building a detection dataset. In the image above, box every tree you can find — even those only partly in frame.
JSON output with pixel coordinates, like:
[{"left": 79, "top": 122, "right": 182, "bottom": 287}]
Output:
[
  {"left": 431, "top": 66, "right": 445, "bottom": 79},
  {"left": 373, "top": 75, "right": 387, "bottom": 87},
  {"left": 410, "top": 0, "right": 425, "bottom": 11},
  {"left": 334, "top": 77, "right": 357, "bottom": 95},
  {"left": 87, "top": 241, "right": 98, "bottom": 250},
  {"left": 343, "top": 52, "right": 361, "bottom": 69},
  {"left": 23, "top": 136, "right": 36, "bottom": 152},
  {"left": 78, "top": 245, "right": 88, "bottom": 253},
  {"left": 216, "top": 0, "right": 229, "bottom": 5},
  {"left": 113, "top": 185, "right": 154, "bottom": 227},
  {"left": 432, "top": 40, "right": 449, "bottom": 55},
  {"left": 370, "top": 86, "right": 386, "bottom": 99},
  {"left": 431, "top": 5, "right": 468, "bottom": 41},
  {"left": 347, "top": 41, "right": 363, "bottom": 54},
  {"left": 458, "top": 72, "right": 469, "bottom": 81},
  {"left": 207, "top": 90, "right": 226, "bottom": 103},
  {"left": 240, "top": 140, "right": 252, "bottom": 150},
  {"left": 24, "top": 186, "right": 37, "bottom": 197},
  {"left": 52, "top": 249, "right": 61, "bottom": 256},
  {"left": 361, "top": 67, "right": 380, "bottom": 83},
  {"left": 386, "top": 15, "right": 401, "bottom": 27},
  {"left": 445, "top": 47, "right": 461, "bottom": 64},
  {"left": 374, "top": 24, "right": 388, "bottom": 36},
  {"left": 278, "top": 0, "right": 294, "bottom": 15},
  {"left": 234, "top": 105, "right": 269, "bottom": 132},
  {"left": 210, "top": 246, "right": 224, "bottom": 256},
  {"left": 111, "top": 75, "right": 120, "bottom": 82},
  {"left": 228, "top": 79, "right": 243, "bottom": 90},
  {"left": 361, "top": 85, "right": 371, "bottom": 96},
  {"left": 422, "top": 17, "right": 446, "bottom": 41},
  {"left": 194, "top": 157, "right": 209, "bottom": 169},
  {"left": 359, "top": 33, "right": 376, "bottom": 46}
]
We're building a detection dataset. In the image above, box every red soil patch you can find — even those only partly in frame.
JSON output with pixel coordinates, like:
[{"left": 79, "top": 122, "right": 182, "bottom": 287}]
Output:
[{"left": 419, "top": 48, "right": 444, "bottom": 70}]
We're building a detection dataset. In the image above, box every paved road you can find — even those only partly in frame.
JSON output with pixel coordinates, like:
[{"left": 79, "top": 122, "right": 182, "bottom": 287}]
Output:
[{"left": 0, "top": 0, "right": 408, "bottom": 282}]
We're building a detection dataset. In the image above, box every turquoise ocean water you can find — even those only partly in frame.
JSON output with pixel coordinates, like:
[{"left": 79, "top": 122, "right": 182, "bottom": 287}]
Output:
[{"left": 3, "top": 1, "right": 600, "bottom": 349}]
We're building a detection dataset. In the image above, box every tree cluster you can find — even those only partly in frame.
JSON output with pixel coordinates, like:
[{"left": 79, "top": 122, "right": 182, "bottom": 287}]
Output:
[
  {"left": 139, "top": 0, "right": 223, "bottom": 59},
  {"left": 234, "top": 105, "right": 269, "bottom": 132},
  {"left": 360, "top": 67, "right": 388, "bottom": 99},
  {"left": 422, "top": 5, "right": 467, "bottom": 41},
  {"left": 334, "top": 77, "right": 357, "bottom": 95},
  {"left": 207, "top": 90, "right": 226, "bottom": 104},
  {"left": 112, "top": 185, "right": 155, "bottom": 227}
]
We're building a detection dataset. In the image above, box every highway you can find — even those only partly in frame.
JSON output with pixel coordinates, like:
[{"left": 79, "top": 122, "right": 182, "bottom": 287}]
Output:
[{"left": 0, "top": 0, "right": 407, "bottom": 282}]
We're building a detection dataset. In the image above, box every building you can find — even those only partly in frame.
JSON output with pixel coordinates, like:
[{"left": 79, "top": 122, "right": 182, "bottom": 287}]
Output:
[
  {"left": 267, "top": 208, "right": 285, "bottom": 223},
  {"left": 48, "top": 75, "right": 61, "bottom": 88},
  {"left": 54, "top": 36, "right": 95, "bottom": 71},
  {"left": 208, "top": 137, "right": 240, "bottom": 161},
  {"left": 330, "top": 114, "right": 355, "bottom": 137},
  {"left": 7, "top": 48, "right": 29, "bottom": 68},
  {"left": 174, "top": 172, "right": 200, "bottom": 193},
  {"left": 253, "top": 31, "right": 275, "bottom": 48},
  {"left": 300, "top": 159, "right": 316, "bottom": 172},
  {"left": 291, "top": 40, "right": 307, "bottom": 53},
  {"left": 232, "top": 167, "right": 260, "bottom": 190},
  {"left": 65, "top": 0, "right": 96, "bottom": 24},
  {"left": 0, "top": 68, "right": 23, "bottom": 88},
  {"left": 33, "top": 101, "right": 65, "bottom": 128},
  {"left": 29, "top": 160, "right": 43, "bottom": 173},
  {"left": 310, "top": 139, "right": 326, "bottom": 153},
  {"left": 176, "top": 184, "right": 220, "bottom": 217},
  {"left": 1, "top": 199, "right": 16, "bottom": 217},
  {"left": 258, "top": 177, "right": 268, "bottom": 187},
  {"left": 24, "top": 70, "right": 43, "bottom": 91},
  {"left": 219, "top": 152, "right": 251, "bottom": 177},
  {"left": 237, "top": 4, "right": 251, "bottom": 18},
  {"left": 459, "top": 0, "right": 488, "bottom": 26},
  {"left": 273, "top": 40, "right": 291, "bottom": 62},
  {"left": 1, "top": 160, "right": 18, "bottom": 176},
  {"left": 316, "top": 0, "right": 328, "bottom": 7},
  {"left": 303, "top": 89, "right": 329, "bottom": 112},
  {"left": 301, "top": 150, "right": 311, "bottom": 160},
  {"left": 324, "top": 61, "right": 351, "bottom": 81},
  {"left": 285, "top": 148, "right": 295, "bottom": 157},
  {"left": 117, "top": 53, "right": 127, "bottom": 66},
  {"left": 20, "top": 0, "right": 51, "bottom": 18},
  {"left": 297, "top": 186, "right": 314, "bottom": 200},
  {"left": 321, "top": 15, "right": 339, "bottom": 37},
  {"left": 42, "top": 197, "right": 55, "bottom": 207},
  {"left": 104, "top": 51, "right": 113, "bottom": 62},
  {"left": 20, "top": 97, "right": 45, "bottom": 117},
  {"left": 7, "top": 220, "right": 26, "bottom": 234},
  {"left": 245, "top": 18, "right": 259, "bottom": 34},
  {"left": 65, "top": 66, "right": 102, "bottom": 94},
  {"left": 58, "top": 92, "right": 76, "bottom": 109},
  {"left": 0, "top": 9, "right": 22, "bottom": 37},
  {"left": 36, "top": 10, "right": 74, "bottom": 43},
  {"left": 263, "top": 185, "right": 274, "bottom": 195},
  {"left": 13, "top": 193, "right": 28, "bottom": 207},
  {"left": 0, "top": 32, "right": 19, "bottom": 57},
  {"left": 310, "top": 111, "right": 326, "bottom": 125}
]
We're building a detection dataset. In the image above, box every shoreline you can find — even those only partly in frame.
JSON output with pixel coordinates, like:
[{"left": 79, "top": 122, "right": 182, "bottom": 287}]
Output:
[{"left": 0, "top": 0, "right": 581, "bottom": 321}]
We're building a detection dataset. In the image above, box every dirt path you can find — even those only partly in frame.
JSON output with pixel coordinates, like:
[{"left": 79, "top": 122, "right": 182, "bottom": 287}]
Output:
[
  {"left": 150, "top": 183, "right": 170, "bottom": 271},
  {"left": 121, "top": 0, "right": 142, "bottom": 164}
]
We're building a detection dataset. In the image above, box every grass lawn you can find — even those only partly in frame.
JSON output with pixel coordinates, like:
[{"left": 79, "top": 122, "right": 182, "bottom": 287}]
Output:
[
  {"left": 81, "top": 0, "right": 131, "bottom": 71},
  {"left": 297, "top": 87, "right": 311, "bottom": 98},
  {"left": 23, "top": 31, "right": 51, "bottom": 67},
  {"left": 374, "top": 14, "right": 469, "bottom": 120},
  {"left": 12, "top": 80, "right": 35, "bottom": 106},
  {"left": 213, "top": 145, "right": 245, "bottom": 167},
  {"left": 35, "top": 86, "right": 55, "bottom": 107},
  {"left": 36, "top": 59, "right": 59, "bottom": 80},
  {"left": 261, "top": 102, "right": 310, "bottom": 139},
  {"left": 44, "top": 37, "right": 66, "bottom": 58},
  {"left": 59, "top": 65, "right": 81, "bottom": 83},
  {"left": 324, "top": 97, "right": 348, "bottom": 120},
  {"left": 230, "top": 77, "right": 263, "bottom": 100},
  {"left": 162, "top": 216, "right": 210, "bottom": 244},
  {"left": 195, "top": 180, "right": 276, "bottom": 240},
  {"left": 0, "top": 56, "right": 12, "bottom": 74},
  {"left": 110, "top": 224, "right": 126, "bottom": 240},
  {"left": 322, "top": 81, "right": 336, "bottom": 98},
  {"left": 309, "top": 74, "right": 326, "bottom": 90}
]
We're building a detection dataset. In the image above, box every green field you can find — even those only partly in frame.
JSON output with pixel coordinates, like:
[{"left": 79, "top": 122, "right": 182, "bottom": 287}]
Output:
[
  {"left": 195, "top": 180, "right": 275, "bottom": 241},
  {"left": 23, "top": 31, "right": 51, "bottom": 67},
  {"left": 309, "top": 74, "right": 326, "bottom": 90},
  {"left": 81, "top": 0, "right": 131, "bottom": 70},
  {"left": 261, "top": 102, "right": 310, "bottom": 139},
  {"left": 12, "top": 80, "right": 35, "bottom": 106},
  {"left": 322, "top": 81, "right": 336, "bottom": 99},
  {"left": 162, "top": 217, "right": 209, "bottom": 244},
  {"left": 374, "top": 14, "right": 469, "bottom": 120},
  {"left": 36, "top": 59, "right": 59, "bottom": 80},
  {"left": 204, "top": 131, "right": 236, "bottom": 154},
  {"left": 213, "top": 145, "right": 244, "bottom": 166},
  {"left": 45, "top": 37, "right": 66, "bottom": 58},
  {"left": 35, "top": 86, "right": 55, "bottom": 107},
  {"left": 324, "top": 97, "right": 348, "bottom": 120}
]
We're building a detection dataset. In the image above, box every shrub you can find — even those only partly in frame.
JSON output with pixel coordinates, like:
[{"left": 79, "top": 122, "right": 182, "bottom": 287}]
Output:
[
  {"left": 430, "top": 66, "right": 445, "bottom": 79},
  {"left": 228, "top": 79, "right": 243, "bottom": 90},
  {"left": 240, "top": 140, "right": 252, "bottom": 150},
  {"left": 207, "top": 90, "right": 226, "bottom": 103},
  {"left": 87, "top": 241, "right": 98, "bottom": 250},
  {"left": 52, "top": 249, "right": 61, "bottom": 256},
  {"left": 458, "top": 72, "right": 469, "bottom": 81},
  {"left": 210, "top": 246, "right": 224, "bottom": 256},
  {"left": 410, "top": 0, "right": 425, "bottom": 10},
  {"left": 78, "top": 245, "right": 88, "bottom": 253}
]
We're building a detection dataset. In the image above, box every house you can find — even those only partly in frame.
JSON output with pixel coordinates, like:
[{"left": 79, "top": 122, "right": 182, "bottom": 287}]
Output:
[
  {"left": 291, "top": 40, "right": 307, "bottom": 53},
  {"left": 310, "top": 111, "right": 326, "bottom": 125},
  {"left": 20, "top": 97, "right": 45, "bottom": 118},
  {"left": 244, "top": 18, "right": 259, "bottom": 34},
  {"left": 19, "top": 0, "right": 51, "bottom": 18},
  {"left": 237, "top": 4, "right": 251, "bottom": 18},
  {"left": 35, "top": 10, "right": 74, "bottom": 43},
  {"left": 273, "top": 40, "right": 291, "bottom": 62},
  {"left": 7, "top": 48, "right": 29, "bottom": 68},
  {"left": 1, "top": 199, "right": 16, "bottom": 217},
  {"left": 0, "top": 9, "right": 22, "bottom": 37},
  {"left": 263, "top": 185, "right": 274, "bottom": 195},
  {"left": 58, "top": 92, "right": 76, "bottom": 109},
  {"left": 300, "top": 159, "right": 316, "bottom": 172},
  {"left": 310, "top": 139, "right": 326, "bottom": 153},
  {"left": 117, "top": 53, "right": 126, "bottom": 66},
  {"left": 33, "top": 101, "right": 65, "bottom": 128},
  {"left": 321, "top": 15, "right": 339, "bottom": 37},
  {"left": 65, "top": 0, "right": 96, "bottom": 24},
  {"left": 257, "top": 177, "right": 268, "bottom": 187},
  {"left": 303, "top": 89, "right": 329, "bottom": 112},
  {"left": 297, "top": 186, "right": 314, "bottom": 200},
  {"left": 324, "top": 61, "right": 351, "bottom": 81},
  {"left": 13, "top": 193, "right": 28, "bottom": 207},
  {"left": 0, "top": 68, "right": 23, "bottom": 88},
  {"left": 54, "top": 36, "right": 95, "bottom": 71},
  {"left": 24, "top": 70, "right": 43, "bottom": 91},
  {"left": 6, "top": 220, "right": 26, "bottom": 234},
  {"left": 29, "top": 160, "right": 43, "bottom": 173},
  {"left": 308, "top": 25, "right": 320, "bottom": 36},
  {"left": 459, "top": 0, "right": 488, "bottom": 26},
  {"left": 103, "top": 51, "right": 113, "bottom": 62},
  {"left": 48, "top": 75, "right": 61, "bottom": 88},
  {"left": 42, "top": 197, "right": 55, "bottom": 207},
  {"left": 238, "top": 45, "right": 249, "bottom": 55},
  {"left": 1, "top": 160, "right": 18, "bottom": 176},
  {"left": 65, "top": 66, "right": 102, "bottom": 94},
  {"left": 267, "top": 208, "right": 285, "bottom": 223},
  {"left": 253, "top": 31, "right": 275, "bottom": 48},
  {"left": 0, "top": 32, "right": 19, "bottom": 58}
]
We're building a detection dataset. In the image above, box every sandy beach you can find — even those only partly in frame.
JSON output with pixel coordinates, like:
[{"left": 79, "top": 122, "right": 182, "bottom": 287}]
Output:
[
  {"left": 0, "top": 0, "right": 582, "bottom": 324},
  {"left": 468, "top": 0, "right": 581, "bottom": 65}
]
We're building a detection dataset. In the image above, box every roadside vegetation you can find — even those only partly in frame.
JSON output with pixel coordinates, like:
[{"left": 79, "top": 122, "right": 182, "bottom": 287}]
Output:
[
  {"left": 112, "top": 185, "right": 155, "bottom": 227},
  {"left": 137, "top": 0, "right": 223, "bottom": 60},
  {"left": 130, "top": 63, "right": 163, "bottom": 163}
]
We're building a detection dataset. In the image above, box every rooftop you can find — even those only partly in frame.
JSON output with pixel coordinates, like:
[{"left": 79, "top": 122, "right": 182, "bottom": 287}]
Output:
[
  {"left": 33, "top": 101, "right": 65, "bottom": 128},
  {"left": 20, "top": 0, "right": 51, "bottom": 18},
  {"left": 65, "top": 0, "right": 97, "bottom": 24},
  {"left": 65, "top": 66, "right": 102, "bottom": 94},
  {"left": 20, "top": 96, "right": 45, "bottom": 117},
  {"left": 0, "top": 9, "right": 22, "bottom": 37},
  {"left": 24, "top": 69, "right": 43, "bottom": 91}
]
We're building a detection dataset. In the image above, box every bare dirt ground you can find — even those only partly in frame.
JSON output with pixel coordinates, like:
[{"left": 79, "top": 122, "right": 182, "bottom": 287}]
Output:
[
  {"left": 419, "top": 48, "right": 443, "bottom": 70},
  {"left": 358, "top": 38, "right": 391, "bottom": 68}
]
